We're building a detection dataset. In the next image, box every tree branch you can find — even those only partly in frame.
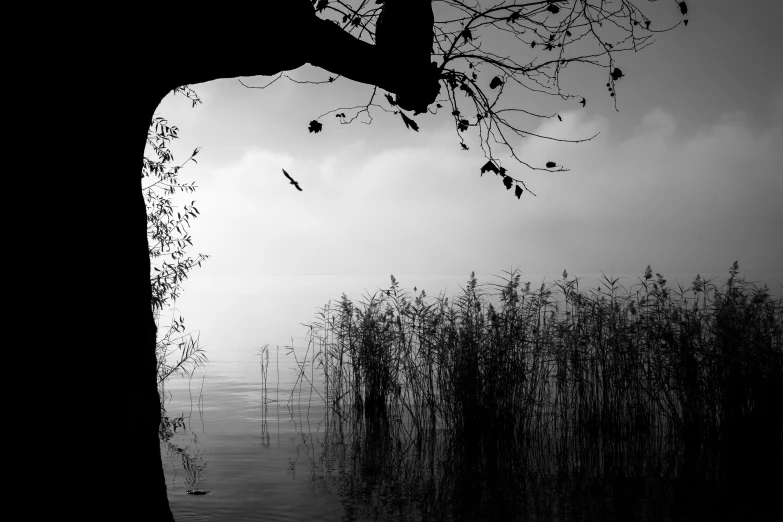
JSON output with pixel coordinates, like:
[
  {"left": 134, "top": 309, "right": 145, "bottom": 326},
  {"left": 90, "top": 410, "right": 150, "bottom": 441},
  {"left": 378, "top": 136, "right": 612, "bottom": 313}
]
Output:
[{"left": 165, "top": 2, "right": 439, "bottom": 113}]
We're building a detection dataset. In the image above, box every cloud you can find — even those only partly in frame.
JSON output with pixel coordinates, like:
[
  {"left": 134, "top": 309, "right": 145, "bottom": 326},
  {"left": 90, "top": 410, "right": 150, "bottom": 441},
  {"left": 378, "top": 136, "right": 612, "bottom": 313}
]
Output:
[
  {"left": 512, "top": 107, "right": 783, "bottom": 273},
  {"left": 174, "top": 107, "right": 782, "bottom": 353},
  {"left": 184, "top": 106, "right": 781, "bottom": 285}
]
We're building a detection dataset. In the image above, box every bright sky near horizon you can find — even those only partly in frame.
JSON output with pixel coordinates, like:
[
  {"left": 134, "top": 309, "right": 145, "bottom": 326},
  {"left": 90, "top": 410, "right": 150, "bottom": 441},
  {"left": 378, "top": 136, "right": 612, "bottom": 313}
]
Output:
[{"left": 150, "top": 0, "right": 782, "bottom": 354}]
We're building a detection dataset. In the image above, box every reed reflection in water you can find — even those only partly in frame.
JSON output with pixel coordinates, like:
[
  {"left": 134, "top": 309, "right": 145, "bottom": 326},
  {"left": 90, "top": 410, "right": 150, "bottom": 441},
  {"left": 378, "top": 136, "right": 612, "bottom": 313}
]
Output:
[{"left": 164, "top": 264, "right": 783, "bottom": 521}]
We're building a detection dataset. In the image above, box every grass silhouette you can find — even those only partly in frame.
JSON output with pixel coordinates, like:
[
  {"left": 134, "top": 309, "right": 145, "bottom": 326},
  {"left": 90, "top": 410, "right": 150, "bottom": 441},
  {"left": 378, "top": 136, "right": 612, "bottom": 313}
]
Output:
[{"left": 285, "top": 261, "right": 782, "bottom": 521}]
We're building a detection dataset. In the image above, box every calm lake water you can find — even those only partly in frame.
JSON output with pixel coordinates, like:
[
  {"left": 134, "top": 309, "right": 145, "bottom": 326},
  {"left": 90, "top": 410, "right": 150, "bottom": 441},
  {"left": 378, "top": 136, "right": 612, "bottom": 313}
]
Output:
[
  {"left": 161, "top": 271, "right": 782, "bottom": 521},
  {"left": 161, "top": 348, "right": 347, "bottom": 521},
  {"left": 160, "top": 348, "right": 779, "bottom": 521}
]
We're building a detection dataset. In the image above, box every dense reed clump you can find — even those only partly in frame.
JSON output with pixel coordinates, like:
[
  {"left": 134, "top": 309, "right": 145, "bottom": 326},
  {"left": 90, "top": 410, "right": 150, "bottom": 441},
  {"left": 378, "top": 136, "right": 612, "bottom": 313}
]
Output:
[{"left": 296, "top": 262, "right": 782, "bottom": 520}]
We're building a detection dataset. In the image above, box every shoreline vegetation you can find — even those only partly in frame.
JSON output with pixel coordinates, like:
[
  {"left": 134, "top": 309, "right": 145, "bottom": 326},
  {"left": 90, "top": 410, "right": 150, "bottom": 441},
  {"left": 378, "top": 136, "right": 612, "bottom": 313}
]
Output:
[{"left": 266, "top": 261, "right": 782, "bottom": 521}]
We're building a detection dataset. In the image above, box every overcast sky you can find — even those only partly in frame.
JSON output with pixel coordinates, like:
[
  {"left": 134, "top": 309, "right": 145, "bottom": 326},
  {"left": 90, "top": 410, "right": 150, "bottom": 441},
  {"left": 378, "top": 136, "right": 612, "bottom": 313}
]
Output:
[{"left": 151, "top": 0, "right": 782, "bottom": 354}]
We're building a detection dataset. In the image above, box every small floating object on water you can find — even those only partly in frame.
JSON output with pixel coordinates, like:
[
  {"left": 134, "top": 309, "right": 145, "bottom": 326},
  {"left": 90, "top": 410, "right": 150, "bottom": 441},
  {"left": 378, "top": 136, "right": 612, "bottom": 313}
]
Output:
[{"left": 186, "top": 489, "right": 210, "bottom": 495}]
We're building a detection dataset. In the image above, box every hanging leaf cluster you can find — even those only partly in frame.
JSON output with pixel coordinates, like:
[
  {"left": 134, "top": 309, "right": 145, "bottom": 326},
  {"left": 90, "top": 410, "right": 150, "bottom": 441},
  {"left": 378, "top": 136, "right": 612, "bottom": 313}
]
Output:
[
  {"left": 480, "top": 161, "right": 524, "bottom": 200},
  {"left": 144, "top": 116, "right": 209, "bottom": 314},
  {"left": 292, "top": 0, "right": 686, "bottom": 202}
]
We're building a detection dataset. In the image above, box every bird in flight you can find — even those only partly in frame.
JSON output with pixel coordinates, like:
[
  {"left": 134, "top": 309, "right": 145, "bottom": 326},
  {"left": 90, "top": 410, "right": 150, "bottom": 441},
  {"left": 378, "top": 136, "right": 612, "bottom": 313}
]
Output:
[{"left": 282, "top": 169, "right": 302, "bottom": 191}]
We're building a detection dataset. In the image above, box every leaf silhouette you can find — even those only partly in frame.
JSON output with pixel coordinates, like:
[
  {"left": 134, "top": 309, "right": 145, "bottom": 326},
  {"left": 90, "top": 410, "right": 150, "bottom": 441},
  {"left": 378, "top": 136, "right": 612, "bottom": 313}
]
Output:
[
  {"left": 385, "top": 93, "right": 397, "bottom": 106},
  {"left": 557, "top": 114, "right": 562, "bottom": 121},
  {"left": 580, "top": 97, "right": 586, "bottom": 107},
  {"left": 679, "top": 2, "right": 687, "bottom": 15},
  {"left": 509, "top": 12, "right": 520, "bottom": 22},
  {"left": 460, "top": 143, "right": 469, "bottom": 150},
  {"left": 461, "top": 28, "right": 473, "bottom": 43},
  {"left": 645, "top": 20, "right": 651, "bottom": 29},
  {"left": 400, "top": 112, "right": 419, "bottom": 132},
  {"left": 515, "top": 185, "right": 523, "bottom": 199},
  {"left": 546, "top": 4, "right": 560, "bottom": 14},
  {"left": 458, "top": 119, "right": 469, "bottom": 132},
  {"left": 489, "top": 76, "right": 503, "bottom": 89},
  {"left": 503, "top": 176, "right": 513, "bottom": 190},
  {"left": 316, "top": 0, "right": 328, "bottom": 13},
  {"left": 480, "top": 161, "right": 499, "bottom": 176},
  {"left": 308, "top": 120, "right": 322, "bottom": 133},
  {"left": 611, "top": 68, "right": 624, "bottom": 81},
  {"left": 684, "top": 19, "right": 688, "bottom": 26},
  {"left": 546, "top": 161, "right": 556, "bottom": 168}
]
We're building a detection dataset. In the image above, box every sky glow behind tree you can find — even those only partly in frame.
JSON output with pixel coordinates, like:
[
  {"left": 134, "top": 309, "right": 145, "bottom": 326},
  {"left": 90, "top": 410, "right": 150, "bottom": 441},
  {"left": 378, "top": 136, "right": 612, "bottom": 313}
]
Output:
[{"left": 150, "top": 0, "right": 782, "bottom": 353}]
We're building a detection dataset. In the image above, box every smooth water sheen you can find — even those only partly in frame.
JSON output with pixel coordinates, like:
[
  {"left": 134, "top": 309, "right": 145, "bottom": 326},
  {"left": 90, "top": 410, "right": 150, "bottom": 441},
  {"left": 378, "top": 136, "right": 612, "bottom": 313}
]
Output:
[
  {"left": 161, "top": 343, "right": 778, "bottom": 521},
  {"left": 161, "top": 348, "right": 346, "bottom": 522}
]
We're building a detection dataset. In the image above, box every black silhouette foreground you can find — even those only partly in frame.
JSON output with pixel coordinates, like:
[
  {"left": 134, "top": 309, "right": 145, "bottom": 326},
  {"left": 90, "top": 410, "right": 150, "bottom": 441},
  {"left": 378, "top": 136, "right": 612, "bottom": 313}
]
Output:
[
  {"left": 282, "top": 169, "right": 302, "bottom": 191},
  {"left": 37, "top": 1, "right": 779, "bottom": 521},
  {"left": 47, "top": 3, "right": 440, "bottom": 521}
]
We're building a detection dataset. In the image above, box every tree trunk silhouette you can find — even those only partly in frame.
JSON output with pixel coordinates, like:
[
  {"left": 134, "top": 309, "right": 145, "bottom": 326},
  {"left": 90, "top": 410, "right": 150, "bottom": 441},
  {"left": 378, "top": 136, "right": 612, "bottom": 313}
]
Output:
[{"left": 39, "top": 2, "right": 438, "bottom": 520}]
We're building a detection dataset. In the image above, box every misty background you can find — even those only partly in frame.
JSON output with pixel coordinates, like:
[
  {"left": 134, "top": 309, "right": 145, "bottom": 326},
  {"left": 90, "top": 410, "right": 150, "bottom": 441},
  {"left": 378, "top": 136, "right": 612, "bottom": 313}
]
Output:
[{"left": 150, "top": 0, "right": 782, "bottom": 357}]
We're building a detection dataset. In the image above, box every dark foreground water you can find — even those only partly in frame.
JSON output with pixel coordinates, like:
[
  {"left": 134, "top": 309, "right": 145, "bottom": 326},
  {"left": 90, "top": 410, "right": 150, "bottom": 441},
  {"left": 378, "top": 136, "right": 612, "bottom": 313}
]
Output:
[{"left": 161, "top": 349, "right": 780, "bottom": 522}]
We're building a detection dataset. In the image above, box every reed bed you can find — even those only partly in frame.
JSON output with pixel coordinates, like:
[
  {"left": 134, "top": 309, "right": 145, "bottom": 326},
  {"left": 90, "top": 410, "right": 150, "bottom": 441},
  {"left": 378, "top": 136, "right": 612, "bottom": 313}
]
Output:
[{"left": 291, "top": 262, "right": 782, "bottom": 520}]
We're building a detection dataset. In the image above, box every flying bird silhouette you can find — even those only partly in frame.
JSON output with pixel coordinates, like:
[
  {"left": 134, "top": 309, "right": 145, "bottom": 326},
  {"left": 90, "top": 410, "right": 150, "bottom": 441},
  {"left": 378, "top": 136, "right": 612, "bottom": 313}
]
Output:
[{"left": 282, "top": 169, "right": 302, "bottom": 191}]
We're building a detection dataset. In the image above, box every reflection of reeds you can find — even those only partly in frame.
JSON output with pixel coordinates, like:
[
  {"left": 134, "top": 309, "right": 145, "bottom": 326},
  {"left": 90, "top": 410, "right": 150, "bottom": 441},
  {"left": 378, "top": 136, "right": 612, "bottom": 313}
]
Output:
[
  {"left": 290, "top": 262, "right": 782, "bottom": 521},
  {"left": 159, "top": 379, "right": 209, "bottom": 494},
  {"left": 258, "top": 343, "right": 271, "bottom": 447}
]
